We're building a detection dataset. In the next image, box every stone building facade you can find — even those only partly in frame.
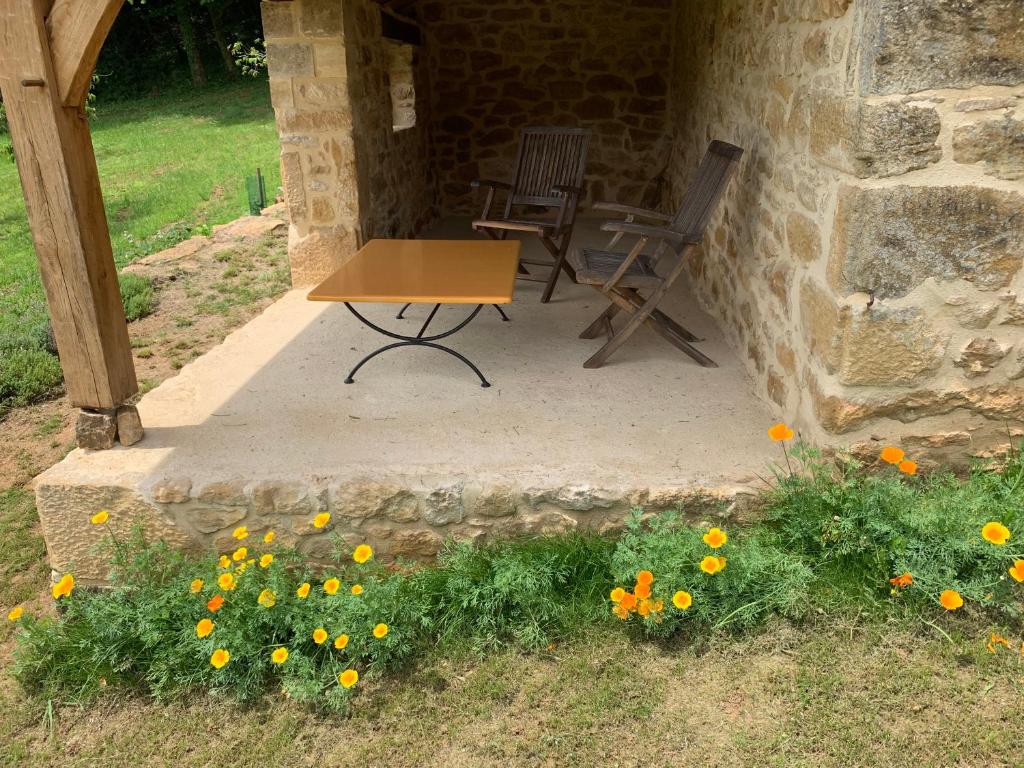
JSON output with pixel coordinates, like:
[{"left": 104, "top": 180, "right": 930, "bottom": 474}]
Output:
[{"left": 262, "top": 0, "right": 1024, "bottom": 464}]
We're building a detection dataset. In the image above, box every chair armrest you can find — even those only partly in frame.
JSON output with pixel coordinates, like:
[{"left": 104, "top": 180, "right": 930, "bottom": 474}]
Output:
[
  {"left": 471, "top": 179, "right": 512, "bottom": 191},
  {"left": 473, "top": 219, "right": 546, "bottom": 235},
  {"left": 592, "top": 202, "right": 672, "bottom": 223},
  {"left": 552, "top": 184, "right": 584, "bottom": 197},
  {"left": 600, "top": 221, "right": 692, "bottom": 245}
]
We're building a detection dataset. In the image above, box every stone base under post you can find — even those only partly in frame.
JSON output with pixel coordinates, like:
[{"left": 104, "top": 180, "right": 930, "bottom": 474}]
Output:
[{"left": 76, "top": 404, "right": 145, "bottom": 450}]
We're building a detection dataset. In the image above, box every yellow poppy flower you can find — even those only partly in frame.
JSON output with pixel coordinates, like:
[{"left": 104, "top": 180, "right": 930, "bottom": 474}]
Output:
[
  {"left": 313, "top": 513, "right": 331, "bottom": 529},
  {"left": 296, "top": 582, "right": 311, "bottom": 598},
  {"left": 373, "top": 623, "right": 389, "bottom": 639},
  {"left": 260, "top": 554, "right": 274, "bottom": 568},
  {"left": 218, "top": 555, "right": 231, "bottom": 569},
  {"left": 257, "top": 589, "right": 276, "bottom": 608},
  {"left": 353, "top": 544, "right": 373, "bottom": 564},
  {"left": 768, "top": 423, "right": 795, "bottom": 442},
  {"left": 334, "top": 634, "right": 349, "bottom": 650},
  {"left": 981, "top": 521, "right": 1011, "bottom": 546},
  {"left": 703, "top": 527, "right": 727, "bottom": 549},
  {"left": 90, "top": 510, "right": 109, "bottom": 525},
  {"left": 351, "top": 584, "right": 363, "bottom": 596},
  {"left": 939, "top": 589, "right": 964, "bottom": 611},
  {"left": 323, "top": 578, "right": 340, "bottom": 595},
  {"left": 652, "top": 599, "right": 664, "bottom": 612},
  {"left": 232, "top": 526, "right": 248, "bottom": 540},
  {"left": 51, "top": 573, "right": 74, "bottom": 600},
  {"left": 672, "top": 590, "right": 692, "bottom": 610},
  {"left": 263, "top": 531, "right": 275, "bottom": 544},
  {"left": 217, "top": 572, "right": 236, "bottom": 591},
  {"left": 232, "top": 546, "right": 247, "bottom": 562},
  {"left": 7, "top": 605, "right": 24, "bottom": 621},
  {"left": 880, "top": 446, "right": 905, "bottom": 465},
  {"left": 271, "top": 647, "right": 289, "bottom": 665},
  {"left": 612, "top": 604, "right": 629, "bottom": 620},
  {"left": 313, "top": 627, "right": 328, "bottom": 645},
  {"left": 338, "top": 668, "right": 359, "bottom": 688},
  {"left": 610, "top": 587, "right": 626, "bottom": 603},
  {"left": 210, "top": 648, "right": 230, "bottom": 669},
  {"left": 699, "top": 556, "right": 725, "bottom": 575},
  {"left": 196, "top": 618, "right": 214, "bottom": 638},
  {"left": 190, "top": 578, "right": 204, "bottom": 594}
]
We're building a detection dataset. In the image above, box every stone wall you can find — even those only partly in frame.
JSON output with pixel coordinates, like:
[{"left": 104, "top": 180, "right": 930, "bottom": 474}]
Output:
[
  {"left": 668, "top": 0, "right": 1024, "bottom": 466},
  {"left": 418, "top": 0, "right": 674, "bottom": 214},
  {"left": 262, "top": 0, "right": 435, "bottom": 287}
]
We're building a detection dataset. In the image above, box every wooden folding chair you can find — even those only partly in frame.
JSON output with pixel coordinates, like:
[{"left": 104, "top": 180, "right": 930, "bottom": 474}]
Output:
[
  {"left": 472, "top": 126, "right": 591, "bottom": 303},
  {"left": 568, "top": 141, "right": 743, "bottom": 369}
]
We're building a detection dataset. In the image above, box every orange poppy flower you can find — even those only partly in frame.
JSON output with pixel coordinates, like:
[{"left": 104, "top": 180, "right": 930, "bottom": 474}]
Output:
[
  {"left": 768, "top": 423, "right": 795, "bottom": 442},
  {"left": 637, "top": 599, "right": 652, "bottom": 617},
  {"left": 889, "top": 572, "right": 913, "bottom": 589},
  {"left": 323, "top": 578, "right": 340, "bottom": 595},
  {"left": 195, "top": 618, "right": 214, "bottom": 638},
  {"left": 338, "top": 669, "right": 358, "bottom": 688},
  {"left": 880, "top": 446, "right": 905, "bottom": 465},
  {"left": 313, "top": 513, "right": 331, "bottom": 529},
  {"left": 217, "top": 572, "right": 235, "bottom": 591},
  {"left": 373, "top": 623, "right": 389, "bottom": 639},
  {"left": 1009, "top": 560, "right": 1024, "bottom": 583},
  {"left": 703, "top": 527, "right": 728, "bottom": 549},
  {"left": 619, "top": 592, "right": 637, "bottom": 611},
  {"left": 207, "top": 594, "right": 225, "bottom": 612},
  {"left": 353, "top": 545, "right": 373, "bottom": 564},
  {"left": 271, "top": 647, "right": 289, "bottom": 664},
  {"left": 210, "top": 649, "right": 230, "bottom": 669},
  {"left": 898, "top": 460, "right": 918, "bottom": 476},
  {"left": 296, "top": 582, "right": 311, "bottom": 598},
  {"left": 987, "top": 633, "right": 1010, "bottom": 654},
  {"left": 612, "top": 604, "right": 629, "bottom": 620},
  {"left": 939, "top": 589, "right": 963, "bottom": 611},
  {"left": 634, "top": 582, "right": 652, "bottom": 600},
  {"left": 981, "top": 522, "right": 1011, "bottom": 546},
  {"left": 700, "top": 556, "right": 725, "bottom": 575},
  {"left": 635, "top": 570, "right": 654, "bottom": 587},
  {"left": 334, "top": 634, "right": 349, "bottom": 650},
  {"left": 51, "top": 573, "right": 74, "bottom": 600}
]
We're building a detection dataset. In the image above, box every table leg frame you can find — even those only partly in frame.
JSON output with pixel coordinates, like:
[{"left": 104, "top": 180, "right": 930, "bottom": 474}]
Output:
[{"left": 344, "top": 302, "right": 495, "bottom": 388}]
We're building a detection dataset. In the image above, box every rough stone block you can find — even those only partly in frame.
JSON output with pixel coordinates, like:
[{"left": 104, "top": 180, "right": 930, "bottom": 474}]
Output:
[
  {"left": 313, "top": 42, "right": 347, "bottom": 77},
  {"left": 799, "top": 279, "right": 845, "bottom": 373},
  {"left": 288, "top": 224, "right": 360, "bottom": 287},
  {"left": 116, "top": 405, "right": 144, "bottom": 446},
  {"left": 786, "top": 212, "right": 822, "bottom": 264},
  {"left": 953, "top": 116, "right": 1024, "bottom": 181},
  {"left": 390, "top": 529, "right": 444, "bottom": 558},
  {"left": 838, "top": 306, "right": 949, "bottom": 386},
  {"left": 300, "top": 0, "right": 343, "bottom": 37},
  {"left": 955, "top": 338, "right": 1013, "bottom": 378},
  {"left": 829, "top": 185, "right": 1024, "bottom": 299},
  {"left": 76, "top": 409, "right": 117, "bottom": 450},
  {"left": 280, "top": 152, "right": 307, "bottom": 222},
  {"left": 471, "top": 486, "right": 519, "bottom": 518},
  {"left": 260, "top": 2, "right": 295, "bottom": 39},
  {"left": 859, "top": 0, "right": 1024, "bottom": 94},
  {"left": 423, "top": 484, "right": 465, "bottom": 526},
  {"left": 266, "top": 43, "right": 314, "bottom": 78},
  {"left": 332, "top": 481, "right": 420, "bottom": 523},
  {"left": 809, "top": 95, "right": 941, "bottom": 177}
]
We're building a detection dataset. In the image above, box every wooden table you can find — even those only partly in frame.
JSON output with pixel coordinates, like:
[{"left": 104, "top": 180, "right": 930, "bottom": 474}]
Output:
[{"left": 308, "top": 239, "right": 521, "bottom": 388}]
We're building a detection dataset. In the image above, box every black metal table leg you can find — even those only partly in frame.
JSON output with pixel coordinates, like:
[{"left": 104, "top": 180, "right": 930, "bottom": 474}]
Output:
[{"left": 343, "top": 303, "right": 494, "bottom": 387}]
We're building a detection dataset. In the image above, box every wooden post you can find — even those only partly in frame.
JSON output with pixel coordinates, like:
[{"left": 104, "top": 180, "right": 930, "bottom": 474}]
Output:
[{"left": 0, "top": 0, "right": 139, "bottom": 446}]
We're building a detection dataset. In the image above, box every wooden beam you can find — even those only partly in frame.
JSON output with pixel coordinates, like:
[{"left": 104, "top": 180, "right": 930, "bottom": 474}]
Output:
[
  {"left": 46, "top": 0, "right": 124, "bottom": 106},
  {"left": 0, "top": 0, "right": 137, "bottom": 410}
]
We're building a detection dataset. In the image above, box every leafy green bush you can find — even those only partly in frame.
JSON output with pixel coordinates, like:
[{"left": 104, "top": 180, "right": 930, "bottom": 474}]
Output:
[
  {"left": 764, "top": 444, "right": 1024, "bottom": 618},
  {"left": 0, "top": 348, "right": 63, "bottom": 414},
  {"left": 119, "top": 272, "right": 157, "bottom": 321},
  {"left": 410, "top": 534, "right": 614, "bottom": 652},
  {"left": 610, "top": 512, "right": 812, "bottom": 637}
]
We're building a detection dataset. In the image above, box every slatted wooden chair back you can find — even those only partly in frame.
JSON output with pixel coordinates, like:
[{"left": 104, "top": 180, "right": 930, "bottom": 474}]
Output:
[
  {"left": 504, "top": 127, "right": 591, "bottom": 218},
  {"left": 667, "top": 140, "right": 744, "bottom": 246}
]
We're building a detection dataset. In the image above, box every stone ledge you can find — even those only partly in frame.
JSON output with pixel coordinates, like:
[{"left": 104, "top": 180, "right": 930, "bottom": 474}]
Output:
[{"left": 35, "top": 469, "right": 760, "bottom": 582}]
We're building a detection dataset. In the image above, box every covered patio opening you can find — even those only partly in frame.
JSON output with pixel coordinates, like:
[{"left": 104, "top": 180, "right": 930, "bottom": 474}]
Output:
[{"left": 6, "top": 0, "right": 1023, "bottom": 578}]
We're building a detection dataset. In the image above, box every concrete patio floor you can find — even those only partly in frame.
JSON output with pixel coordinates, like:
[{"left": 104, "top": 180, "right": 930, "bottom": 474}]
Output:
[{"left": 36, "top": 219, "right": 779, "bottom": 578}]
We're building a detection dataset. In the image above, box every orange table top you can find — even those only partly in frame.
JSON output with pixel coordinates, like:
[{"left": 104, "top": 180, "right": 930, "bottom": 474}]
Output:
[{"left": 307, "top": 239, "right": 521, "bottom": 305}]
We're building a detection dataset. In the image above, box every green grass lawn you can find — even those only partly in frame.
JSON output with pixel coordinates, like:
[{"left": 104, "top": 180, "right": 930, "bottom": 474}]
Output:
[{"left": 0, "top": 79, "right": 281, "bottom": 410}]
